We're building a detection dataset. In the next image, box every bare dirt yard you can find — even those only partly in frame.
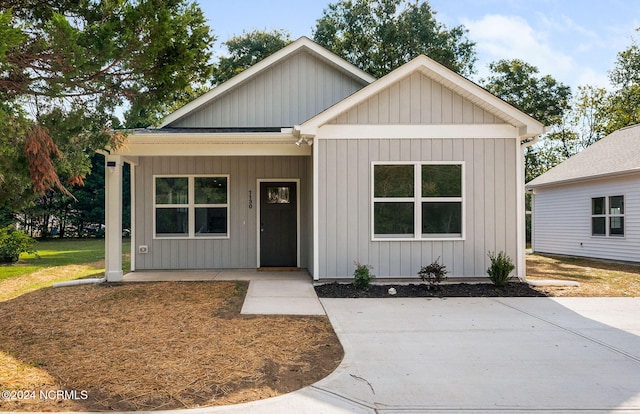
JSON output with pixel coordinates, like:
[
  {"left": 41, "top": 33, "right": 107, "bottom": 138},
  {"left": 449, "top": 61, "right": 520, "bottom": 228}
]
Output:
[{"left": 0, "top": 281, "right": 342, "bottom": 412}]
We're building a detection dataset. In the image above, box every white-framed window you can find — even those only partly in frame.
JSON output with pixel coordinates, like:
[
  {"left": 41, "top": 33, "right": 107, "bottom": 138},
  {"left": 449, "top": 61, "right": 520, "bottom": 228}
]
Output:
[
  {"left": 372, "top": 162, "right": 464, "bottom": 240},
  {"left": 592, "top": 195, "right": 624, "bottom": 237},
  {"left": 154, "top": 175, "right": 229, "bottom": 239}
]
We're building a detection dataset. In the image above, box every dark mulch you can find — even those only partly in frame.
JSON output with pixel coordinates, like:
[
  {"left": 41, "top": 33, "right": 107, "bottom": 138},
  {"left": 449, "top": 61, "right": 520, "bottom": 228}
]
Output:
[{"left": 315, "top": 281, "right": 548, "bottom": 298}]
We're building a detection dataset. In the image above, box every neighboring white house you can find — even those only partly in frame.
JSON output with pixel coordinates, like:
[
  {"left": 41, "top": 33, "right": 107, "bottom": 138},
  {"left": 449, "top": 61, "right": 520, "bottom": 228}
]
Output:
[
  {"left": 527, "top": 124, "right": 640, "bottom": 263},
  {"left": 101, "top": 37, "right": 544, "bottom": 281}
]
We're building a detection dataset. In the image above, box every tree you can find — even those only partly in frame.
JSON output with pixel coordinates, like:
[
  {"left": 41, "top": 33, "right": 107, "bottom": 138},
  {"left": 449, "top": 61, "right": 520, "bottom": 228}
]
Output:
[
  {"left": 212, "top": 29, "right": 292, "bottom": 85},
  {"left": 313, "top": 0, "right": 476, "bottom": 78},
  {"left": 603, "top": 29, "right": 640, "bottom": 133},
  {"left": 0, "top": 1, "right": 214, "bottom": 215},
  {"left": 481, "top": 59, "right": 572, "bottom": 182}
]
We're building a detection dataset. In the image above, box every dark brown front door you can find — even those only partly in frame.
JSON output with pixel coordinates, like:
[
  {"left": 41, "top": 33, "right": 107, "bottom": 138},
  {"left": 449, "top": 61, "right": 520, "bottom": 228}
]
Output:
[{"left": 260, "top": 181, "right": 297, "bottom": 267}]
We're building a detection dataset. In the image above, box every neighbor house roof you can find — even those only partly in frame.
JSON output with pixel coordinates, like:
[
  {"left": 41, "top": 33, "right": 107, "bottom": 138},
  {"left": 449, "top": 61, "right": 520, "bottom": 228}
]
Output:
[
  {"left": 297, "top": 54, "right": 545, "bottom": 139},
  {"left": 158, "top": 36, "right": 376, "bottom": 128},
  {"left": 527, "top": 123, "right": 640, "bottom": 189}
]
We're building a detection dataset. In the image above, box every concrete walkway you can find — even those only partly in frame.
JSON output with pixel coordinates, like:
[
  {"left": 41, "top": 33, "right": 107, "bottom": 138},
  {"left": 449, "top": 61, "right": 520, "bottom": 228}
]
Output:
[{"left": 123, "top": 270, "right": 325, "bottom": 315}]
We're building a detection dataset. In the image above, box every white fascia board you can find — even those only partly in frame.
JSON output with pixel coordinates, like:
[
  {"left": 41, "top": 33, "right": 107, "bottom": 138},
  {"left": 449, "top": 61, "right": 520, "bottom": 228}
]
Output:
[
  {"left": 300, "top": 55, "right": 544, "bottom": 138},
  {"left": 314, "top": 124, "right": 520, "bottom": 140},
  {"left": 159, "top": 37, "right": 374, "bottom": 128}
]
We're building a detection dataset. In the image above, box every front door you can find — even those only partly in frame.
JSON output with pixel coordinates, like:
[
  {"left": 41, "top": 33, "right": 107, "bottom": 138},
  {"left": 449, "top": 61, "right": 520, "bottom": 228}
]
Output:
[{"left": 260, "top": 181, "right": 297, "bottom": 267}]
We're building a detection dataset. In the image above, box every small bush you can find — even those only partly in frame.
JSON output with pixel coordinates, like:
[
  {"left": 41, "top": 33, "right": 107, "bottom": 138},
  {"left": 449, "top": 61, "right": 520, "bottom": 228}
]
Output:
[
  {"left": 353, "top": 261, "right": 374, "bottom": 290},
  {"left": 418, "top": 257, "right": 448, "bottom": 289},
  {"left": 487, "top": 250, "right": 515, "bottom": 287},
  {"left": 0, "top": 226, "right": 37, "bottom": 263}
]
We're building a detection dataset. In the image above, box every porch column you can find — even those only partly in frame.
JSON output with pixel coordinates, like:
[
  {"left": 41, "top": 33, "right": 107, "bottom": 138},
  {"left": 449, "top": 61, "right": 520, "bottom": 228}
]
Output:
[{"left": 105, "top": 154, "right": 123, "bottom": 282}]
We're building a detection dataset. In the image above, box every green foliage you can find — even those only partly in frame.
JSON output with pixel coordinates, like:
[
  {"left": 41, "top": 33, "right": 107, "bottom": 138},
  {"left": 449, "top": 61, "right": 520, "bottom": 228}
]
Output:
[
  {"left": 353, "top": 261, "right": 375, "bottom": 289},
  {"left": 604, "top": 30, "right": 640, "bottom": 133},
  {"left": 417, "top": 257, "right": 448, "bottom": 288},
  {"left": 313, "top": 0, "right": 476, "bottom": 78},
  {"left": 486, "top": 251, "right": 515, "bottom": 287},
  {"left": 212, "top": 29, "right": 292, "bottom": 85},
  {"left": 0, "top": 226, "right": 37, "bottom": 263},
  {"left": 0, "top": 1, "right": 215, "bottom": 210}
]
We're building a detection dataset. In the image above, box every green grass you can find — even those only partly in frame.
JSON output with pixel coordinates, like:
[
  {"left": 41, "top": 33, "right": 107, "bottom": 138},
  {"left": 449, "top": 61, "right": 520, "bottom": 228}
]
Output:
[{"left": 0, "top": 238, "right": 131, "bottom": 300}]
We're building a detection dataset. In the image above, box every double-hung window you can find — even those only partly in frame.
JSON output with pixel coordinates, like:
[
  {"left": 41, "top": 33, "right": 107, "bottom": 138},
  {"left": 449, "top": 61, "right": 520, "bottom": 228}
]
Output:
[
  {"left": 591, "top": 195, "right": 624, "bottom": 237},
  {"left": 372, "top": 162, "right": 463, "bottom": 240},
  {"left": 154, "top": 175, "right": 229, "bottom": 239}
]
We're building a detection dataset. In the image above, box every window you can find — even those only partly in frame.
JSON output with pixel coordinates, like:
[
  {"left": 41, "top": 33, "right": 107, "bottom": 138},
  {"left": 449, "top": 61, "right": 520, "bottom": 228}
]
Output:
[
  {"left": 372, "top": 162, "right": 463, "bottom": 240},
  {"left": 591, "top": 195, "right": 624, "bottom": 237},
  {"left": 154, "top": 175, "right": 229, "bottom": 238}
]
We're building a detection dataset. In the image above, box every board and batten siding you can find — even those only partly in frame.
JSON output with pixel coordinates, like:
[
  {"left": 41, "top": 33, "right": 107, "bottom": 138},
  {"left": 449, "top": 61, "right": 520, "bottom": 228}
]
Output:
[
  {"left": 532, "top": 174, "right": 640, "bottom": 262},
  {"left": 134, "top": 155, "right": 312, "bottom": 270},
  {"left": 329, "top": 72, "right": 507, "bottom": 125},
  {"left": 171, "top": 50, "right": 367, "bottom": 128},
  {"left": 317, "top": 137, "right": 518, "bottom": 278}
]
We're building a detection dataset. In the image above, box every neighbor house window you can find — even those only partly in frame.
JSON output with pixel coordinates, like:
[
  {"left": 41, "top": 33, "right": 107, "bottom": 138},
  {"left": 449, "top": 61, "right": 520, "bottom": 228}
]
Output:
[
  {"left": 372, "top": 162, "right": 463, "bottom": 240},
  {"left": 591, "top": 195, "right": 624, "bottom": 237},
  {"left": 154, "top": 175, "right": 229, "bottom": 238}
]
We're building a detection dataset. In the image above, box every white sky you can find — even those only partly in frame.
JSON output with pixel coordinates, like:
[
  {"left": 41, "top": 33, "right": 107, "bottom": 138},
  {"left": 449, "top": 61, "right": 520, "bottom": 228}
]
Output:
[{"left": 198, "top": 0, "right": 640, "bottom": 91}]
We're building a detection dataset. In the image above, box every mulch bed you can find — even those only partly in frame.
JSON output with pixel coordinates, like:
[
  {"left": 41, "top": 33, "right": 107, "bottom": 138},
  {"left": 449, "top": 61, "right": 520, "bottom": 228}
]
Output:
[{"left": 315, "top": 281, "right": 548, "bottom": 298}]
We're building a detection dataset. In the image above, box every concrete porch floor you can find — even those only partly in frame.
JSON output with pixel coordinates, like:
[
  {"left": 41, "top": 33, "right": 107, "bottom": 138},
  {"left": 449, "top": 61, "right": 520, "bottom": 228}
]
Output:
[{"left": 123, "top": 269, "right": 326, "bottom": 316}]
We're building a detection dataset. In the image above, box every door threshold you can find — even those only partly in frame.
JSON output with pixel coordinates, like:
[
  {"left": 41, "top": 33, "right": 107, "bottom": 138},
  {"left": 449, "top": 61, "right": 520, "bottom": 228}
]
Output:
[{"left": 257, "top": 267, "right": 302, "bottom": 272}]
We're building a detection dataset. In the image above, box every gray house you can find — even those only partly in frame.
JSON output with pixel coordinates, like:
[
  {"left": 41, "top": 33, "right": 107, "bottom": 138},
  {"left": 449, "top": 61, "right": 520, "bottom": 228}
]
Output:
[
  {"left": 102, "top": 37, "right": 544, "bottom": 281},
  {"left": 527, "top": 124, "right": 640, "bottom": 262}
]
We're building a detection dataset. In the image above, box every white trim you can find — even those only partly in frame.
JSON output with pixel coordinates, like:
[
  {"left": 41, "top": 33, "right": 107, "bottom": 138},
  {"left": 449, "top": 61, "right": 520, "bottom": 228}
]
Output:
[
  {"left": 299, "top": 54, "right": 544, "bottom": 138},
  {"left": 105, "top": 155, "right": 123, "bottom": 282},
  {"left": 159, "top": 37, "right": 374, "bottom": 128},
  {"left": 129, "top": 162, "right": 136, "bottom": 272},
  {"left": 315, "top": 124, "right": 520, "bottom": 140},
  {"left": 256, "top": 179, "right": 301, "bottom": 268},
  {"left": 370, "top": 162, "right": 465, "bottom": 241},
  {"left": 152, "top": 175, "right": 231, "bottom": 240},
  {"left": 516, "top": 142, "right": 526, "bottom": 279},
  {"left": 312, "top": 139, "right": 320, "bottom": 280}
]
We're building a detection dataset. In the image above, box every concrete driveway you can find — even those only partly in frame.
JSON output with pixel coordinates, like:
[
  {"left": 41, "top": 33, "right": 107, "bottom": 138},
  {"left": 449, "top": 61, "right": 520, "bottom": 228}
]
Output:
[{"left": 185, "top": 296, "right": 640, "bottom": 414}]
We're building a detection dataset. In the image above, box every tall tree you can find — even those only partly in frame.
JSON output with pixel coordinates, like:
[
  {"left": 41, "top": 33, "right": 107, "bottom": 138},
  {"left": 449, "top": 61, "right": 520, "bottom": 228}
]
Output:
[
  {"left": 603, "top": 29, "right": 640, "bottom": 133},
  {"left": 313, "top": 0, "right": 476, "bottom": 78},
  {"left": 212, "top": 29, "right": 292, "bottom": 85},
  {"left": 0, "top": 1, "right": 214, "bottom": 215},
  {"left": 481, "top": 59, "right": 571, "bottom": 182}
]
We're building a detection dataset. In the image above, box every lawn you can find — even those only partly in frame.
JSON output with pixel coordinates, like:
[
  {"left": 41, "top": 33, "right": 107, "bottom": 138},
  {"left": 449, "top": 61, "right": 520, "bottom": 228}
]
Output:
[{"left": 527, "top": 253, "right": 640, "bottom": 297}]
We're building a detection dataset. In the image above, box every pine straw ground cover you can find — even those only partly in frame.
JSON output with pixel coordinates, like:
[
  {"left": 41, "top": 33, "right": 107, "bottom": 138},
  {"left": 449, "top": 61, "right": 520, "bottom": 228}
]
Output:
[{"left": 0, "top": 281, "right": 343, "bottom": 412}]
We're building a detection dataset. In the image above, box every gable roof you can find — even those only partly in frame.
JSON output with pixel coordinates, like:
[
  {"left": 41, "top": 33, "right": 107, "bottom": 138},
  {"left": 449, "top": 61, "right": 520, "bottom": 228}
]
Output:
[
  {"left": 297, "top": 54, "right": 544, "bottom": 138},
  {"left": 527, "top": 123, "right": 640, "bottom": 188},
  {"left": 158, "top": 37, "right": 375, "bottom": 128}
]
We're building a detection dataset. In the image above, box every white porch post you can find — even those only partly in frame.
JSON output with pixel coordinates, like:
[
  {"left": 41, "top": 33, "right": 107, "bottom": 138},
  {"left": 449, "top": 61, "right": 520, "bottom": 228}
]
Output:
[{"left": 105, "top": 154, "right": 123, "bottom": 282}]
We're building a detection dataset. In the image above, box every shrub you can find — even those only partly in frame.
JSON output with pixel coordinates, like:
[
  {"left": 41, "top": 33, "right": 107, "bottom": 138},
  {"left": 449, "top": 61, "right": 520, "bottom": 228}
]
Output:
[
  {"left": 0, "top": 226, "right": 37, "bottom": 263},
  {"left": 353, "top": 261, "right": 374, "bottom": 289},
  {"left": 487, "top": 250, "right": 515, "bottom": 287},
  {"left": 418, "top": 257, "right": 448, "bottom": 289}
]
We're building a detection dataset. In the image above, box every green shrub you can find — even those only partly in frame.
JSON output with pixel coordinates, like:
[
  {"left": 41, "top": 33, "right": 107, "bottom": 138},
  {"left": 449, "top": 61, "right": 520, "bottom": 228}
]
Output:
[
  {"left": 353, "top": 261, "right": 374, "bottom": 289},
  {"left": 418, "top": 257, "right": 448, "bottom": 289},
  {"left": 487, "top": 250, "right": 515, "bottom": 287},
  {"left": 0, "top": 226, "right": 37, "bottom": 263}
]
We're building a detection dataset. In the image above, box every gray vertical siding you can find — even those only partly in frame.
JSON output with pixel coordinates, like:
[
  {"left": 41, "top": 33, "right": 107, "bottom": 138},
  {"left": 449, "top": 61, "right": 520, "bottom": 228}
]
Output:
[
  {"left": 330, "top": 72, "right": 506, "bottom": 125},
  {"left": 134, "top": 156, "right": 311, "bottom": 270},
  {"left": 170, "top": 50, "right": 368, "bottom": 128},
  {"left": 317, "top": 138, "right": 518, "bottom": 278}
]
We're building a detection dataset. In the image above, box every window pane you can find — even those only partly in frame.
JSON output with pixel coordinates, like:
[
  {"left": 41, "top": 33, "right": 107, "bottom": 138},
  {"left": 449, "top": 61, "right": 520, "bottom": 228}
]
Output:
[
  {"left": 609, "top": 195, "right": 624, "bottom": 215},
  {"left": 195, "top": 207, "right": 227, "bottom": 235},
  {"left": 156, "top": 178, "right": 188, "bottom": 204},
  {"left": 422, "top": 202, "right": 462, "bottom": 234},
  {"left": 156, "top": 208, "right": 188, "bottom": 235},
  {"left": 610, "top": 217, "right": 624, "bottom": 236},
  {"left": 374, "top": 202, "right": 414, "bottom": 236},
  {"left": 374, "top": 165, "right": 414, "bottom": 197},
  {"left": 195, "top": 177, "right": 227, "bottom": 204},
  {"left": 592, "top": 217, "right": 606, "bottom": 236},
  {"left": 267, "top": 187, "right": 290, "bottom": 204},
  {"left": 422, "top": 165, "right": 462, "bottom": 197},
  {"left": 592, "top": 197, "right": 605, "bottom": 215}
]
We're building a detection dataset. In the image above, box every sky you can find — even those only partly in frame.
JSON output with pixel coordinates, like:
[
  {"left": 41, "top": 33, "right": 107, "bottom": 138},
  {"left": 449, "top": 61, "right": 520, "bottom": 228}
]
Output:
[{"left": 198, "top": 0, "right": 640, "bottom": 91}]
